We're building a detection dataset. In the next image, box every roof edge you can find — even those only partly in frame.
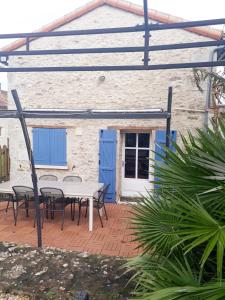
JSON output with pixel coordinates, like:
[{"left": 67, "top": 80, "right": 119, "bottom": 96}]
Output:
[
  {"left": 1, "top": 0, "right": 223, "bottom": 52},
  {"left": 105, "top": 0, "right": 222, "bottom": 40},
  {"left": 2, "top": 0, "right": 104, "bottom": 52}
]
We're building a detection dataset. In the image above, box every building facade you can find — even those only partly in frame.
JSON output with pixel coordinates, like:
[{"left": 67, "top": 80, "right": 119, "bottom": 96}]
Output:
[{"left": 3, "top": 0, "right": 221, "bottom": 201}]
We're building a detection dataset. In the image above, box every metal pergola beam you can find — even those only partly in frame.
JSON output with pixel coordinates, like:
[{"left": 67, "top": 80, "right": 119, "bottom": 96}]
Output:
[
  {"left": 0, "top": 60, "right": 224, "bottom": 72},
  {"left": 0, "top": 18, "right": 224, "bottom": 39},
  {"left": 1, "top": 40, "right": 225, "bottom": 57},
  {"left": 0, "top": 110, "right": 169, "bottom": 119},
  {"left": 12, "top": 90, "right": 42, "bottom": 248},
  {"left": 143, "top": 0, "right": 150, "bottom": 68},
  {"left": 166, "top": 87, "right": 173, "bottom": 148}
]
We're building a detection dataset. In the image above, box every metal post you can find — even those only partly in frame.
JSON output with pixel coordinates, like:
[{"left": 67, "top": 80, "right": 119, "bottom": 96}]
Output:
[
  {"left": 143, "top": 0, "right": 150, "bottom": 68},
  {"left": 26, "top": 38, "right": 30, "bottom": 51},
  {"left": 166, "top": 87, "right": 173, "bottom": 148},
  {"left": 11, "top": 89, "right": 42, "bottom": 248}
]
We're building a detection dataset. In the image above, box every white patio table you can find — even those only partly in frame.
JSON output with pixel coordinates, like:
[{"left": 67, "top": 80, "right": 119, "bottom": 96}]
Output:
[{"left": 0, "top": 180, "right": 104, "bottom": 231}]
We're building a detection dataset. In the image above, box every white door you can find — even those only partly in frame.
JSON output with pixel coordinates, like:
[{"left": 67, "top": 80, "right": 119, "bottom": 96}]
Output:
[{"left": 121, "top": 132, "right": 152, "bottom": 197}]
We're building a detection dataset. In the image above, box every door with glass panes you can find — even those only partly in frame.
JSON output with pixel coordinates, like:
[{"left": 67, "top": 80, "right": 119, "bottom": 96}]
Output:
[{"left": 121, "top": 132, "right": 152, "bottom": 197}]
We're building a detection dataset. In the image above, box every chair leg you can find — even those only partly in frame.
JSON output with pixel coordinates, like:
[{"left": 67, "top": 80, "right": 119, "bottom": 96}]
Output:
[
  {"left": 84, "top": 198, "right": 89, "bottom": 218},
  {"left": 25, "top": 201, "right": 29, "bottom": 218},
  {"left": 73, "top": 202, "right": 76, "bottom": 221},
  {"left": 5, "top": 200, "right": 10, "bottom": 213},
  {"left": 61, "top": 209, "right": 65, "bottom": 231},
  {"left": 71, "top": 201, "right": 75, "bottom": 221},
  {"left": 42, "top": 207, "right": 45, "bottom": 229},
  {"left": 103, "top": 204, "right": 108, "bottom": 220},
  {"left": 13, "top": 203, "right": 17, "bottom": 226},
  {"left": 97, "top": 208, "right": 104, "bottom": 228},
  {"left": 85, "top": 205, "right": 88, "bottom": 218},
  {"left": 33, "top": 212, "right": 36, "bottom": 228},
  {"left": 50, "top": 202, "right": 55, "bottom": 220},
  {"left": 77, "top": 203, "right": 82, "bottom": 225},
  {"left": 50, "top": 204, "right": 53, "bottom": 220},
  {"left": 14, "top": 212, "right": 18, "bottom": 226},
  {"left": 46, "top": 204, "right": 49, "bottom": 219},
  {"left": 52, "top": 203, "right": 56, "bottom": 220}
]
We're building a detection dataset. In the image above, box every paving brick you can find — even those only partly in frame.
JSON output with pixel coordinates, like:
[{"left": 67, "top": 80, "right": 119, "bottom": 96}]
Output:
[{"left": 0, "top": 204, "right": 140, "bottom": 257}]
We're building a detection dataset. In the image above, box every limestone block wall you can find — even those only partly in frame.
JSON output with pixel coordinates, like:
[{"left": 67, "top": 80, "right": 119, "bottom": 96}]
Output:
[{"left": 0, "top": 119, "right": 8, "bottom": 146}]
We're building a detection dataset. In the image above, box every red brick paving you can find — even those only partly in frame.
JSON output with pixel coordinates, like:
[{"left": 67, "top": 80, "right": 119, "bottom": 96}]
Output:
[{"left": 0, "top": 202, "right": 142, "bottom": 257}]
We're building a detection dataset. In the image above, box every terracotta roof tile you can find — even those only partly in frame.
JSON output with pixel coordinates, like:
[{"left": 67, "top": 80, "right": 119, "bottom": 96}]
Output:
[
  {"left": 1, "top": 0, "right": 222, "bottom": 52},
  {"left": 105, "top": 0, "right": 222, "bottom": 40}
]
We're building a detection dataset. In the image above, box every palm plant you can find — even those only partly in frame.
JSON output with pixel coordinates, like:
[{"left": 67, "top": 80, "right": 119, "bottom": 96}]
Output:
[
  {"left": 127, "top": 118, "right": 225, "bottom": 299},
  {"left": 193, "top": 68, "right": 225, "bottom": 121},
  {"left": 193, "top": 68, "right": 225, "bottom": 106}
]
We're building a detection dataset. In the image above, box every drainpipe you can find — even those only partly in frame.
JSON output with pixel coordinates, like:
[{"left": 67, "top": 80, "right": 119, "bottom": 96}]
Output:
[
  {"left": 204, "top": 48, "right": 217, "bottom": 127},
  {"left": 205, "top": 46, "right": 225, "bottom": 127}
]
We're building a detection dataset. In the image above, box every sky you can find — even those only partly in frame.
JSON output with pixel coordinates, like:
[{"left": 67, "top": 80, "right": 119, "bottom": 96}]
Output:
[{"left": 0, "top": 0, "right": 224, "bottom": 89}]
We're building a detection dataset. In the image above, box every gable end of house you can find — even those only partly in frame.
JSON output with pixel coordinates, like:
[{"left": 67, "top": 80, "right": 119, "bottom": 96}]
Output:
[{"left": 1, "top": 0, "right": 223, "bottom": 52}]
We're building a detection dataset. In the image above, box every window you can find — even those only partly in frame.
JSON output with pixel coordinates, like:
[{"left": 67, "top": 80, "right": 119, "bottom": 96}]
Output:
[
  {"left": 124, "top": 133, "right": 150, "bottom": 179},
  {"left": 33, "top": 128, "right": 67, "bottom": 166}
]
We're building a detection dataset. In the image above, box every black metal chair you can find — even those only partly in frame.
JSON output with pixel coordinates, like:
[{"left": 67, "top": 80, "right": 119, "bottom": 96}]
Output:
[
  {"left": 0, "top": 192, "right": 14, "bottom": 213},
  {"left": 63, "top": 175, "right": 83, "bottom": 221},
  {"left": 78, "top": 184, "right": 110, "bottom": 227},
  {"left": 39, "top": 174, "right": 58, "bottom": 220},
  {"left": 39, "top": 174, "right": 58, "bottom": 181},
  {"left": 12, "top": 186, "right": 36, "bottom": 226},
  {"left": 40, "top": 187, "right": 73, "bottom": 230},
  {"left": 63, "top": 175, "right": 82, "bottom": 182}
]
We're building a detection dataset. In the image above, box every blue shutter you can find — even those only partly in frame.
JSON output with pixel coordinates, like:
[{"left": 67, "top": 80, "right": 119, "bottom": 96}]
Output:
[
  {"left": 49, "top": 129, "right": 67, "bottom": 166},
  {"left": 33, "top": 128, "right": 67, "bottom": 166},
  {"left": 155, "top": 130, "right": 177, "bottom": 186},
  {"left": 99, "top": 129, "right": 117, "bottom": 203},
  {"left": 33, "top": 128, "right": 50, "bottom": 165}
]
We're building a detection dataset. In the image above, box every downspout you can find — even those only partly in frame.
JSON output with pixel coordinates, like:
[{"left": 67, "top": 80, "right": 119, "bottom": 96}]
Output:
[{"left": 204, "top": 48, "right": 217, "bottom": 127}]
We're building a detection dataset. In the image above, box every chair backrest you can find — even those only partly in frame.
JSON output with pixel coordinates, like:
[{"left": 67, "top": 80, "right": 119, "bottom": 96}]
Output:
[
  {"left": 63, "top": 176, "right": 82, "bottom": 183},
  {"left": 97, "top": 184, "right": 110, "bottom": 204},
  {"left": 40, "top": 187, "right": 64, "bottom": 204},
  {"left": 39, "top": 175, "right": 58, "bottom": 181},
  {"left": 12, "top": 186, "right": 34, "bottom": 202}
]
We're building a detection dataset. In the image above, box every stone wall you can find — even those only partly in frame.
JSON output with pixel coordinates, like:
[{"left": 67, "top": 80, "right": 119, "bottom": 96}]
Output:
[
  {"left": 0, "top": 120, "right": 8, "bottom": 146},
  {"left": 0, "top": 88, "right": 8, "bottom": 146},
  {"left": 7, "top": 5, "right": 212, "bottom": 199}
]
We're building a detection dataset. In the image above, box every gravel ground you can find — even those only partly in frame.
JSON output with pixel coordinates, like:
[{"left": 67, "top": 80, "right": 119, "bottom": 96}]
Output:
[
  {"left": 0, "top": 242, "right": 133, "bottom": 300},
  {"left": 0, "top": 293, "right": 30, "bottom": 300}
]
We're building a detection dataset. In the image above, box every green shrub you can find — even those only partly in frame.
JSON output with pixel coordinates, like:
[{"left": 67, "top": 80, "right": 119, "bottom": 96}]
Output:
[{"left": 127, "top": 118, "right": 225, "bottom": 299}]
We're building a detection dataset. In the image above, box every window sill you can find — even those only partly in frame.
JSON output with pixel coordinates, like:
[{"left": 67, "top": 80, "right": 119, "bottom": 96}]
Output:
[{"left": 35, "top": 165, "right": 69, "bottom": 170}]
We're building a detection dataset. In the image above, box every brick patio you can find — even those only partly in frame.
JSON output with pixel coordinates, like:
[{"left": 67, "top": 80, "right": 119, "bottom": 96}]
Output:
[{"left": 0, "top": 202, "right": 142, "bottom": 257}]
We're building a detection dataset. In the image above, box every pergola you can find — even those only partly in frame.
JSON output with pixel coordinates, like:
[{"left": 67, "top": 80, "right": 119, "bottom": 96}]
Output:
[{"left": 0, "top": 0, "right": 224, "bottom": 247}]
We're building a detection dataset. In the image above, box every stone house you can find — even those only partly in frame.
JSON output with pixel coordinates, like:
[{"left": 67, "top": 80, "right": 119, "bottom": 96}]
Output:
[{"left": 2, "top": 0, "right": 222, "bottom": 201}]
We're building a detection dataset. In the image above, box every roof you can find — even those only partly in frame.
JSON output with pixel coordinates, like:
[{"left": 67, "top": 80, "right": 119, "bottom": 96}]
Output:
[{"left": 1, "top": 0, "right": 223, "bottom": 52}]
